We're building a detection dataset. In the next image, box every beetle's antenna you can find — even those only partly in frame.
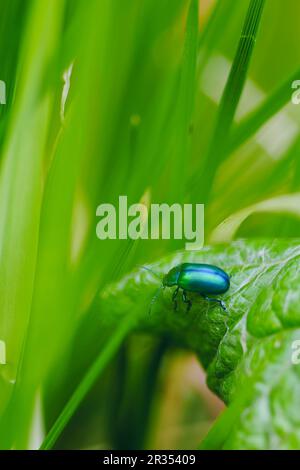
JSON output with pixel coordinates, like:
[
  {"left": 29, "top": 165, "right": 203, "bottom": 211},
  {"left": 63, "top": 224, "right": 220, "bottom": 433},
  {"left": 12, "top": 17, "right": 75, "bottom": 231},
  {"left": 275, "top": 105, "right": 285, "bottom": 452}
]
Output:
[
  {"left": 138, "top": 265, "right": 163, "bottom": 281},
  {"left": 138, "top": 265, "right": 164, "bottom": 314},
  {"left": 149, "top": 285, "right": 164, "bottom": 315}
]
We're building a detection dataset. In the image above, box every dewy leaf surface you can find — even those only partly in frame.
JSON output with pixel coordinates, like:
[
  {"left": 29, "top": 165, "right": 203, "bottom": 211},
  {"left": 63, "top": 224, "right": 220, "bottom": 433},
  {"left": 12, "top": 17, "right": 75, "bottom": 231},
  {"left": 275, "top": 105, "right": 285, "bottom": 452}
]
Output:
[{"left": 95, "top": 239, "right": 300, "bottom": 449}]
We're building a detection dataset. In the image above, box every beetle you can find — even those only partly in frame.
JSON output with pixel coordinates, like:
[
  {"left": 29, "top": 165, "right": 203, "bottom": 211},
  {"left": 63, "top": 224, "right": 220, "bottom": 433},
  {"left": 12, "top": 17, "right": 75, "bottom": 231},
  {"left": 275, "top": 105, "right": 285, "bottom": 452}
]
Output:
[{"left": 143, "top": 263, "right": 230, "bottom": 313}]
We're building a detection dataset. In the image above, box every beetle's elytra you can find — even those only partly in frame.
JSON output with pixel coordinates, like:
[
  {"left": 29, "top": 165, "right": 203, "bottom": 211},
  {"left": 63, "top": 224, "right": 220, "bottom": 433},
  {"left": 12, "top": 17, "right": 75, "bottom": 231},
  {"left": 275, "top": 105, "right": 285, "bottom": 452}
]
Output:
[{"left": 147, "top": 263, "right": 230, "bottom": 313}]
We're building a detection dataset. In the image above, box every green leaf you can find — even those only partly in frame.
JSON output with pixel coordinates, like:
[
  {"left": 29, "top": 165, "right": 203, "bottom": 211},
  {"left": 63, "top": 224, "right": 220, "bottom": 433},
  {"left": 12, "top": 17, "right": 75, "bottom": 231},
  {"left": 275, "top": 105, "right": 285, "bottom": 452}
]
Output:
[{"left": 84, "top": 238, "right": 300, "bottom": 450}]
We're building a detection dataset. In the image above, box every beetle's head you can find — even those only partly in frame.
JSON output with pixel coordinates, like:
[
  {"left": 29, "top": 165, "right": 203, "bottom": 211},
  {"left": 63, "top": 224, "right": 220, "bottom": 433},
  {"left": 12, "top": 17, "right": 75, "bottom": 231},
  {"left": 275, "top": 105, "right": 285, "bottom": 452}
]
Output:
[{"left": 163, "top": 265, "right": 180, "bottom": 287}]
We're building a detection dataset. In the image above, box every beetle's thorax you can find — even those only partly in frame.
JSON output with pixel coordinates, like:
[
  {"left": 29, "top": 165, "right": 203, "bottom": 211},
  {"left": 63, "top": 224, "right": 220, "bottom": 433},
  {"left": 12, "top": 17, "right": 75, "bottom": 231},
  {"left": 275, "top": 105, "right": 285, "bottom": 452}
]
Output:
[{"left": 163, "top": 265, "right": 181, "bottom": 287}]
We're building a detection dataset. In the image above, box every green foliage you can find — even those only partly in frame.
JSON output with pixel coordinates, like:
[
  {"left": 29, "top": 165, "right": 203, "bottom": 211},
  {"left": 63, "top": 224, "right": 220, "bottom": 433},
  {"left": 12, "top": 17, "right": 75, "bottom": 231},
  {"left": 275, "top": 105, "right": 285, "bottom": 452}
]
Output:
[
  {"left": 103, "top": 239, "right": 300, "bottom": 449},
  {"left": 0, "top": 0, "right": 300, "bottom": 450},
  {"left": 45, "top": 239, "right": 300, "bottom": 449}
]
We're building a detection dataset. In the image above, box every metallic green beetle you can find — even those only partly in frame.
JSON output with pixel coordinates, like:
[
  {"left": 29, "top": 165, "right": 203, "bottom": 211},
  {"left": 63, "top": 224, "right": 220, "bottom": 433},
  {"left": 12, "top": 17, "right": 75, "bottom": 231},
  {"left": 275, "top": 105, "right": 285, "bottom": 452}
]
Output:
[
  {"left": 163, "top": 263, "right": 230, "bottom": 312},
  {"left": 146, "top": 263, "right": 230, "bottom": 313}
]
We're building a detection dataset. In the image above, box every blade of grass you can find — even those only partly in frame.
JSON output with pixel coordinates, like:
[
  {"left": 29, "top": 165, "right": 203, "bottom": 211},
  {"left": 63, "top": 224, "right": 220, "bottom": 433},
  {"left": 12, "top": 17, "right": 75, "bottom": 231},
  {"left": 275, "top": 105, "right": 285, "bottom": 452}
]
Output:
[
  {"left": 0, "top": 0, "right": 27, "bottom": 124},
  {"left": 228, "top": 66, "right": 300, "bottom": 153},
  {"left": 210, "top": 192, "right": 300, "bottom": 244},
  {"left": 199, "top": 383, "right": 254, "bottom": 450},
  {"left": 6, "top": 0, "right": 137, "bottom": 449},
  {"left": 192, "top": 0, "right": 266, "bottom": 202},
  {"left": 0, "top": 0, "right": 65, "bottom": 425},
  {"left": 40, "top": 314, "right": 136, "bottom": 450},
  {"left": 207, "top": 134, "right": 300, "bottom": 232},
  {"left": 180, "top": 0, "right": 199, "bottom": 127},
  {"left": 197, "top": 0, "right": 239, "bottom": 69},
  {"left": 167, "top": 0, "right": 198, "bottom": 201}
]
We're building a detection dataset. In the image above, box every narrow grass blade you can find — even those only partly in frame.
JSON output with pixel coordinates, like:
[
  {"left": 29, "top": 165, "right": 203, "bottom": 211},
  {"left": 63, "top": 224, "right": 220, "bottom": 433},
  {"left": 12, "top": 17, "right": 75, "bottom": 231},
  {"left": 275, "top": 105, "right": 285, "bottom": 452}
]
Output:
[
  {"left": 180, "top": 0, "right": 199, "bottom": 131},
  {"left": 199, "top": 386, "right": 253, "bottom": 449},
  {"left": 229, "top": 66, "right": 300, "bottom": 152},
  {"left": 210, "top": 193, "right": 300, "bottom": 244},
  {"left": 193, "top": 0, "right": 266, "bottom": 201},
  {"left": 40, "top": 315, "right": 135, "bottom": 450},
  {"left": 197, "top": 0, "right": 238, "bottom": 69},
  {"left": 0, "top": 0, "right": 65, "bottom": 424},
  {"left": 168, "top": 0, "right": 198, "bottom": 200}
]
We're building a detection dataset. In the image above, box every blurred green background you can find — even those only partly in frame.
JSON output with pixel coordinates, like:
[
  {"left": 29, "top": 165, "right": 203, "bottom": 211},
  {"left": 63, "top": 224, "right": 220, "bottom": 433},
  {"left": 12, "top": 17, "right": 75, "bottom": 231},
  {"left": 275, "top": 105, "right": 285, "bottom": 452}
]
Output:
[{"left": 0, "top": 0, "right": 300, "bottom": 449}]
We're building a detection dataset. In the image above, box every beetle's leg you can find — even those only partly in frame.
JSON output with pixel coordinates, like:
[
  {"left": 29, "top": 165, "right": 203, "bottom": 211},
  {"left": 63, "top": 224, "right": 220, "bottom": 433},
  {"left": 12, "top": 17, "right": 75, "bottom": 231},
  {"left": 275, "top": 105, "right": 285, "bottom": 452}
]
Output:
[
  {"left": 219, "top": 300, "right": 227, "bottom": 312},
  {"left": 172, "top": 286, "right": 179, "bottom": 311},
  {"left": 182, "top": 290, "right": 192, "bottom": 313},
  {"left": 201, "top": 295, "right": 227, "bottom": 312}
]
